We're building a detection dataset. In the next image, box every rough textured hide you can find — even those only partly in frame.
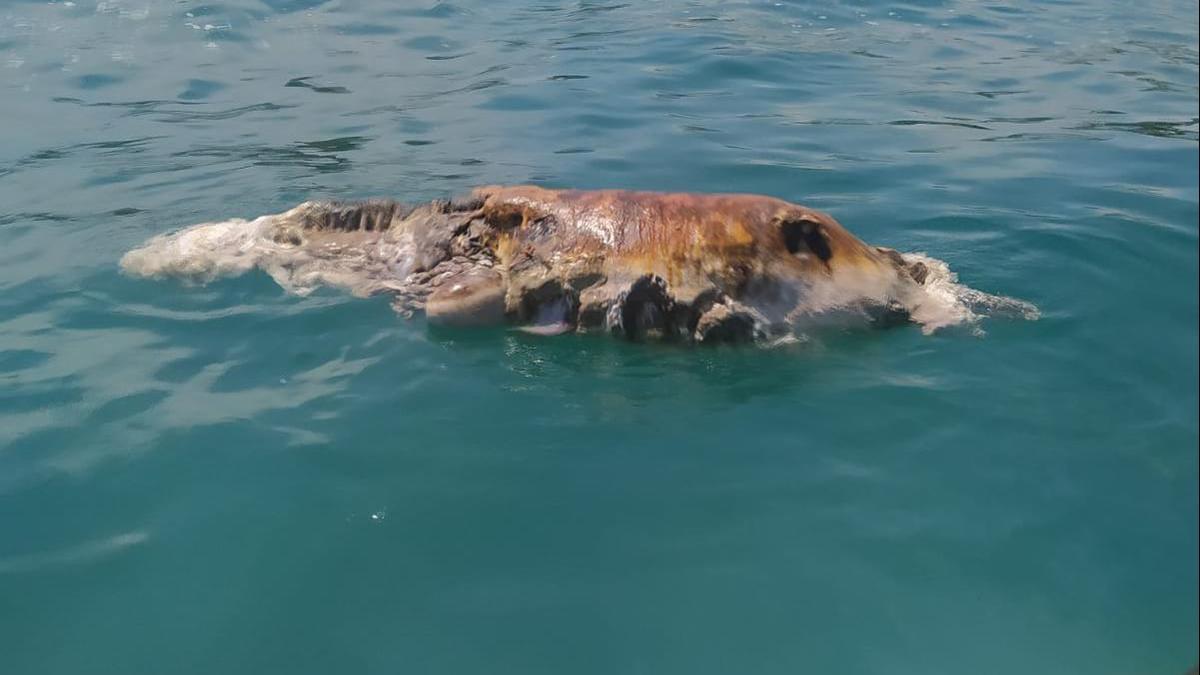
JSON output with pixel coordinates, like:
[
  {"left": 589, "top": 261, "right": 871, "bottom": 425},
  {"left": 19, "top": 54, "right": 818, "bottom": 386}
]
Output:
[{"left": 121, "top": 186, "right": 1038, "bottom": 341}]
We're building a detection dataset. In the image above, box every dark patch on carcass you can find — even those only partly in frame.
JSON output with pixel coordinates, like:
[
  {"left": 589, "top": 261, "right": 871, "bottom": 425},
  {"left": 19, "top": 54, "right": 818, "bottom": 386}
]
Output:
[
  {"left": 619, "top": 275, "right": 679, "bottom": 341},
  {"left": 483, "top": 203, "right": 525, "bottom": 230},
  {"left": 517, "top": 278, "right": 578, "bottom": 326},
  {"left": 906, "top": 261, "right": 929, "bottom": 285},
  {"left": 447, "top": 195, "right": 486, "bottom": 212},
  {"left": 683, "top": 288, "right": 725, "bottom": 335},
  {"left": 876, "top": 246, "right": 928, "bottom": 285},
  {"left": 695, "top": 304, "right": 758, "bottom": 343},
  {"left": 298, "top": 199, "right": 409, "bottom": 232},
  {"left": 781, "top": 216, "right": 832, "bottom": 262}
]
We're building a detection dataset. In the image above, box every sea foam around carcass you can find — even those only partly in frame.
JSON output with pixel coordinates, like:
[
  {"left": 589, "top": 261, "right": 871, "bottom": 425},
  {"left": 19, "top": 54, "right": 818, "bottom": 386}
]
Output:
[{"left": 897, "top": 252, "right": 1039, "bottom": 335}]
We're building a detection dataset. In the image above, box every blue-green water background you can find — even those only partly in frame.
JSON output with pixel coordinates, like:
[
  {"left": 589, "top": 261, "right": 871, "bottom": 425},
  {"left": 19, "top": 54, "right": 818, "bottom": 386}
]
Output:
[{"left": 1, "top": 1, "right": 1197, "bottom": 673}]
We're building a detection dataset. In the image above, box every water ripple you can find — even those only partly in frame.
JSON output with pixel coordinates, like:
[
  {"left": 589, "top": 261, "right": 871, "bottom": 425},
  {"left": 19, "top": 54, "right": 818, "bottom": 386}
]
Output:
[{"left": 0, "top": 0, "right": 1195, "bottom": 671}]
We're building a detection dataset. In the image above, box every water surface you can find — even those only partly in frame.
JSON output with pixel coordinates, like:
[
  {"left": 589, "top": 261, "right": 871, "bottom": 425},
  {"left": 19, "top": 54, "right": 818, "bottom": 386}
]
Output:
[{"left": 1, "top": 1, "right": 1197, "bottom": 673}]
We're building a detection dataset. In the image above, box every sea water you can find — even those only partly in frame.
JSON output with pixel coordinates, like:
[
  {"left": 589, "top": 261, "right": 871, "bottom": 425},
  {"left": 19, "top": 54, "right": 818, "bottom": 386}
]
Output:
[{"left": 1, "top": 1, "right": 1196, "bottom": 673}]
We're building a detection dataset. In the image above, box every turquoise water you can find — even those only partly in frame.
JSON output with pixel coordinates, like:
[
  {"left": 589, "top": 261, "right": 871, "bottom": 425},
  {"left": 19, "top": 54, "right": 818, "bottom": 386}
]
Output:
[{"left": 1, "top": 0, "right": 1197, "bottom": 672}]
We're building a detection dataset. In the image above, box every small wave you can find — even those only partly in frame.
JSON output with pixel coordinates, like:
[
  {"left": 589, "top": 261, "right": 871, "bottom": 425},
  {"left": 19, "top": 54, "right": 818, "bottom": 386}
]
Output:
[
  {"left": 0, "top": 531, "right": 149, "bottom": 574},
  {"left": 899, "top": 252, "right": 1040, "bottom": 335}
]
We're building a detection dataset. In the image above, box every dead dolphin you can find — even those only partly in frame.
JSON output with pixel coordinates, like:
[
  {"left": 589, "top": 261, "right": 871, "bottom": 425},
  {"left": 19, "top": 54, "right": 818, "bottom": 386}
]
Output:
[{"left": 120, "top": 186, "right": 1038, "bottom": 342}]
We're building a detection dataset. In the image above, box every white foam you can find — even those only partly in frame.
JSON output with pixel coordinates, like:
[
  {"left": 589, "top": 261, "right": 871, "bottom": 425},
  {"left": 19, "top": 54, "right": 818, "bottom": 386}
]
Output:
[
  {"left": 898, "top": 252, "right": 1040, "bottom": 335},
  {"left": 120, "top": 216, "right": 275, "bottom": 283},
  {"left": 120, "top": 211, "right": 421, "bottom": 299}
]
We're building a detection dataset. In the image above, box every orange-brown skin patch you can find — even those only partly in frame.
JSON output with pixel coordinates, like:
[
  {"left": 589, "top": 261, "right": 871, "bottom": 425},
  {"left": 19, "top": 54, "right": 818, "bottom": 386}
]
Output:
[{"left": 469, "top": 185, "right": 894, "bottom": 288}]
